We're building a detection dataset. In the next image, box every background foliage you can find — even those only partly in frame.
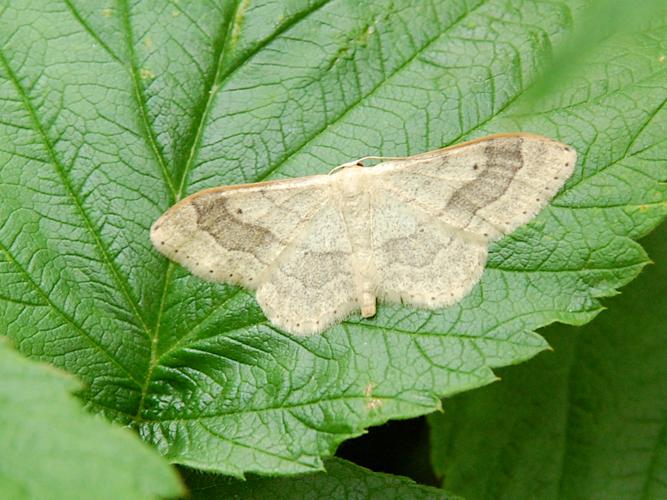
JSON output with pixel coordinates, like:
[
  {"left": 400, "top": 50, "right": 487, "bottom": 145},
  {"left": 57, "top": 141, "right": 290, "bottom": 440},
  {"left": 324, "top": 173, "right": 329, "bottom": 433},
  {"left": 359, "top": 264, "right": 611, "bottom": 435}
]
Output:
[
  {"left": 429, "top": 221, "right": 667, "bottom": 499},
  {"left": 0, "top": 0, "right": 666, "bottom": 497}
]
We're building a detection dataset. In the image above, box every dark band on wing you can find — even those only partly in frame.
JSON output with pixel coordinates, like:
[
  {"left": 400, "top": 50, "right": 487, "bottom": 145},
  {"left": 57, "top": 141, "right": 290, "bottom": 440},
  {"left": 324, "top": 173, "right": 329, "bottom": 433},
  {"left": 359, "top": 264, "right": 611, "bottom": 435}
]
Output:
[
  {"left": 444, "top": 138, "right": 524, "bottom": 222},
  {"left": 192, "top": 197, "right": 276, "bottom": 253}
]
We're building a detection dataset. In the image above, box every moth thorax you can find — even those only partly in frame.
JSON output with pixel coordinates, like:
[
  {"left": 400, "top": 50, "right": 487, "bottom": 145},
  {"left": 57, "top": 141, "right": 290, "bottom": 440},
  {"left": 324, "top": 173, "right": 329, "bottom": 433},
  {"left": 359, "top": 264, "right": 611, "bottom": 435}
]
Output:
[{"left": 336, "top": 167, "right": 366, "bottom": 199}]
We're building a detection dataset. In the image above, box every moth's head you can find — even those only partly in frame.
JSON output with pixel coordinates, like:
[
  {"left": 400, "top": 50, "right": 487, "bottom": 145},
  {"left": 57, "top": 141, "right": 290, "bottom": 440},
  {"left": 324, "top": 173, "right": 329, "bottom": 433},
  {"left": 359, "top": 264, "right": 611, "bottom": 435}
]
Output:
[{"left": 329, "top": 160, "right": 365, "bottom": 176}]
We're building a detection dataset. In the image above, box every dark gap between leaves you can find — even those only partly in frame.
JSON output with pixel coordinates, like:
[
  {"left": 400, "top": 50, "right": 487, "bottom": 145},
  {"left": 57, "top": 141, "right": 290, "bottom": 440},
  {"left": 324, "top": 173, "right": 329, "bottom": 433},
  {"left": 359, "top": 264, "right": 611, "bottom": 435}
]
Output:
[{"left": 335, "top": 415, "right": 439, "bottom": 486}]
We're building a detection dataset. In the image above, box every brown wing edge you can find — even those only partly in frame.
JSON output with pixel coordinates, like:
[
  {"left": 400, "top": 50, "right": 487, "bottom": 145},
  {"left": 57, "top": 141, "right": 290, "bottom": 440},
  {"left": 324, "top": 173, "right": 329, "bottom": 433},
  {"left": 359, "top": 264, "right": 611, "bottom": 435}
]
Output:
[{"left": 399, "top": 132, "right": 575, "bottom": 162}]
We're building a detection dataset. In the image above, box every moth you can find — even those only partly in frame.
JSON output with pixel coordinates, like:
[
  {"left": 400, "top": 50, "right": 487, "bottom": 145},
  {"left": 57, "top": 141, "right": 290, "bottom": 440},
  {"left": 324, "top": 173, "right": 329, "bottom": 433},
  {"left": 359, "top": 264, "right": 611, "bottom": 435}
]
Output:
[{"left": 151, "top": 133, "right": 576, "bottom": 335}]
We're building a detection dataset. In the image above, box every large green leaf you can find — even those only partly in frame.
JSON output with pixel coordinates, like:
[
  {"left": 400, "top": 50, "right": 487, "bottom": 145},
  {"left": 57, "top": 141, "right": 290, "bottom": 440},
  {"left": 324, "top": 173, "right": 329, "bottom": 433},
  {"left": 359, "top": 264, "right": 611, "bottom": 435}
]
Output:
[
  {"left": 1, "top": 0, "right": 666, "bottom": 477},
  {"left": 0, "top": 339, "right": 183, "bottom": 500},
  {"left": 429, "top": 220, "right": 667, "bottom": 499},
  {"left": 183, "top": 457, "right": 458, "bottom": 499}
]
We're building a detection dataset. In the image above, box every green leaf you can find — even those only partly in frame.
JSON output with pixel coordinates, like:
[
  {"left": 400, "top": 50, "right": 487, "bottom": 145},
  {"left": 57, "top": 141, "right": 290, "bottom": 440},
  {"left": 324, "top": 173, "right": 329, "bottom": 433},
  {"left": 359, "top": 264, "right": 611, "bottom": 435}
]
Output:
[
  {"left": 182, "top": 457, "right": 459, "bottom": 499},
  {"left": 1, "top": 0, "right": 666, "bottom": 477},
  {"left": 429, "top": 220, "right": 667, "bottom": 499},
  {"left": 0, "top": 339, "right": 183, "bottom": 500}
]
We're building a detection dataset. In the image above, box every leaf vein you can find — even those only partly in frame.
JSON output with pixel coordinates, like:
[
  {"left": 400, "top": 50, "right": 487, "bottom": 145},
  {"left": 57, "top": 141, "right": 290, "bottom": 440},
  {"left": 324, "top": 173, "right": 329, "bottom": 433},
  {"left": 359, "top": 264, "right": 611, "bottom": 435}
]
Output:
[{"left": 0, "top": 49, "right": 153, "bottom": 342}]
